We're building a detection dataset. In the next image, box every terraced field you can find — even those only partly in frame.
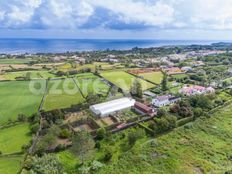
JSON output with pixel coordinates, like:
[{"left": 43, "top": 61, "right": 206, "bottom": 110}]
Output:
[
  {"left": 100, "top": 71, "right": 155, "bottom": 91},
  {"left": 43, "top": 78, "right": 85, "bottom": 111},
  {"left": 0, "top": 80, "right": 45, "bottom": 125}
]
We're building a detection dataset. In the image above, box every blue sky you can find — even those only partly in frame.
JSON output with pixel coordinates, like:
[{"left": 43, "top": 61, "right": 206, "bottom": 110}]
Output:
[{"left": 1, "top": 0, "right": 232, "bottom": 40}]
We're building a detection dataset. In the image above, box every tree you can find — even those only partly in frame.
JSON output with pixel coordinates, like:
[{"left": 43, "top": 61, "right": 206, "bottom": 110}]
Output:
[
  {"left": 127, "top": 128, "right": 145, "bottom": 146},
  {"left": 131, "top": 78, "right": 142, "bottom": 98},
  {"left": 30, "top": 123, "right": 40, "bottom": 134},
  {"left": 157, "top": 108, "right": 167, "bottom": 118},
  {"left": 17, "top": 114, "right": 27, "bottom": 122},
  {"left": 96, "top": 128, "right": 106, "bottom": 140},
  {"left": 86, "top": 93, "right": 101, "bottom": 105},
  {"left": 71, "top": 131, "right": 95, "bottom": 164},
  {"left": 28, "top": 154, "right": 63, "bottom": 174},
  {"left": 161, "top": 72, "right": 168, "bottom": 91},
  {"left": 193, "top": 107, "right": 203, "bottom": 118}
]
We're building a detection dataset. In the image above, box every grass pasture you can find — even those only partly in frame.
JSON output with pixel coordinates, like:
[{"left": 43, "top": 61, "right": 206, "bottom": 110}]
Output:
[
  {"left": 0, "top": 80, "right": 45, "bottom": 125},
  {"left": 0, "top": 58, "right": 33, "bottom": 64},
  {"left": 138, "top": 71, "right": 163, "bottom": 84},
  {"left": 0, "top": 123, "right": 31, "bottom": 154},
  {"left": 0, "top": 156, "right": 23, "bottom": 174},
  {"left": 75, "top": 73, "right": 110, "bottom": 97},
  {"left": 98, "top": 104, "right": 232, "bottom": 174},
  {"left": 171, "top": 73, "right": 189, "bottom": 80},
  {"left": 43, "top": 78, "right": 85, "bottom": 111},
  {"left": 56, "top": 150, "right": 79, "bottom": 174},
  {"left": 3, "top": 70, "right": 55, "bottom": 80},
  {"left": 100, "top": 71, "right": 155, "bottom": 91}
]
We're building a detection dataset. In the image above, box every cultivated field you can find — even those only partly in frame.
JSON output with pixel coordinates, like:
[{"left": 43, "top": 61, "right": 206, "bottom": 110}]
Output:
[
  {"left": 75, "top": 73, "right": 110, "bottom": 97},
  {"left": 138, "top": 71, "right": 163, "bottom": 84},
  {"left": 0, "top": 123, "right": 31, "bottom": 154},
  {"left": 0, "top": 80, "right": 45, "bottom": 125},
  {"left": 101, "top": 71, "right": 155, "bottom": 91},
  {"left": 43, "top": 78, "right": 85, "bottom": 111},
  {"left": 3, "top": 70, "right": 55, "bottom": 80},
  {"left": 98, "top": 104, "right": 232, "bottom": 174},
  {"left": 0, "top": 156, "right": 23, "bottom": 174}
]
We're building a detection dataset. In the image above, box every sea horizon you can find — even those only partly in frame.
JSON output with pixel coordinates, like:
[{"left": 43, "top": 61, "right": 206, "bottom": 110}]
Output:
[{"left": 0, "top": 38, "right": 230, "bottom": 54}]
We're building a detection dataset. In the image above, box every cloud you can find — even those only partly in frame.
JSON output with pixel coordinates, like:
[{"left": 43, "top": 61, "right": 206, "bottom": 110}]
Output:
[{"left": 1, "top": 0, "right": 232, "bottom": 31}]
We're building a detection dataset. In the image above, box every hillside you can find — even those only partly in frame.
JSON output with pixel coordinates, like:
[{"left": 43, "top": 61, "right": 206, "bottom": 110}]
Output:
[{"left": 97, "top": 104, "right": 232, "bottom": 174}]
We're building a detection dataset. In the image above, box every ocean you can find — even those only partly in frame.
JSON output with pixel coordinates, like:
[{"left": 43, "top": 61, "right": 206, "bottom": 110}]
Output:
[{"left": 0, "top": 39, "right": 221, "bottom": 54}]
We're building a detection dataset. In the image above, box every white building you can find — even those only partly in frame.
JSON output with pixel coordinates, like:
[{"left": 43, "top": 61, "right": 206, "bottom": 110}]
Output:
[
  {"left": 152, "top": 95, "right": 181, "bottom": 107},
  {"left": 90, "top": 97, "right": 135, "bottom": 117},
  {"left": 181, "top": 66, "right": 192, "bottom": 72}
]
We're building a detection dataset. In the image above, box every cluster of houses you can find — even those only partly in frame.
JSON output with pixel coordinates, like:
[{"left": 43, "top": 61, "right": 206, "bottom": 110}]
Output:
[
  {"left": 89, "top": 84, "right": 216, "bottom": 119},
  {"left": 179, "top": 85, "right": 215, "bottom": 96}
]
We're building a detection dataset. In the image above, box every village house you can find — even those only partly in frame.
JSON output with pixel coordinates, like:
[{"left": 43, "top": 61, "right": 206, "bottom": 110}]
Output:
[
  {"left": 179, "top": 85, "right": 215, "bottom": 96},
  {"left": 228, "top": 68, "right": 232, "bottom": 73},
  {"left": 90, "top": 97, "right": 135, "bottom": 117},
  {"left": 152, "top": 95, "right": 181, "bottom": 107},
  {"left": 181, "top": 66, "right": 192, "bottom": 72}
]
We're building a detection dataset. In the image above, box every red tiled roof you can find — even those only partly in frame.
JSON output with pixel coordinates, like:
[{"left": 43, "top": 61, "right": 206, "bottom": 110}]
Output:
[{"left": 134, "top": 102, "right": 153, "bottom": 114}]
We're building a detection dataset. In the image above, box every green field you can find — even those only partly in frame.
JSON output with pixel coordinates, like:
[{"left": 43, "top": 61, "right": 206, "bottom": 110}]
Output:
[
  {"left": 0, "top": 58, "right": 33, "bottom": 64},
  {"left": 171, "top": 73, "right": 189, "bottom": 79},
  {"left": 101, "top": 71, "right": 155, "bottom": 91},
  {"left": 138, "top": 71, "right": 163, "bottom": 84},
  {"left": 0, "top": 156, "right": 23, "bottom": 174},
  {"left": 56, "top": 150, "right": 79, "bottom": 174},
  {"left": 75, "top": 73, "right": 110, "bottom": 97},
  {"left": 43, "top": 78, "right": 85, "bottom": 111},
  {"left": 3, "top": 70, "right": 55, "bottom": 80},
  {"left": 97, "top": 104, "right": 232, "bottom": 174},
  {"left": 0, "top": 80, "right": 45, "bottom": 125},
  {"left": 0, "top": 123, "right": 31, "bottom": 154}
]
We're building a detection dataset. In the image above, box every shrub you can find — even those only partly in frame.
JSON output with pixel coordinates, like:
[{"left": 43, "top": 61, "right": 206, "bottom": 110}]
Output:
[{"left": 59, "top": 129, "right": 71, "bottom": 139}]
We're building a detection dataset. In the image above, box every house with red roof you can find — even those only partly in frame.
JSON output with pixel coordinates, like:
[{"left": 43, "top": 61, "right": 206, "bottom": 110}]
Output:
[{"left": 134, "top": 102, "right": 156, "bottom": 116}]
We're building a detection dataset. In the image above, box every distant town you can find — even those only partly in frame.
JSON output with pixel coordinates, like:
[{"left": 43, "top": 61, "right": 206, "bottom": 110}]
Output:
[{"left": 1, "top": 42, "right": 232, "bottom": 173}]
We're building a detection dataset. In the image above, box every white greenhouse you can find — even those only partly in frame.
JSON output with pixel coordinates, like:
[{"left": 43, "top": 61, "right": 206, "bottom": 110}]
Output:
[{"left": 90, "top": 97, "right": 136, "bottom": 117}]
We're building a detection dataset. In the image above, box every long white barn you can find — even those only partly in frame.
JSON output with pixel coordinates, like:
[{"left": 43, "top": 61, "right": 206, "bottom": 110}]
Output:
[{"left": 90, "top": 97, "right": 135, "bottom": 117}]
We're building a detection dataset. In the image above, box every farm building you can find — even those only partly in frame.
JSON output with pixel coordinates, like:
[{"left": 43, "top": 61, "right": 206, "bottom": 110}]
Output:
[
  {"left": 143, "top": 91, "right": 156, "bottom": 97},
  {"left": 152, "top": 95, "right": 181, "bottom": 107},
  {"left": 179, "top": 85, "right": 215, "bottom": 96},
  {"left": 134, "top": 102, "right": 156, "bottom": 116},
  {"left": 90, "top": 97, "right": 136, "bottom": 117}
]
